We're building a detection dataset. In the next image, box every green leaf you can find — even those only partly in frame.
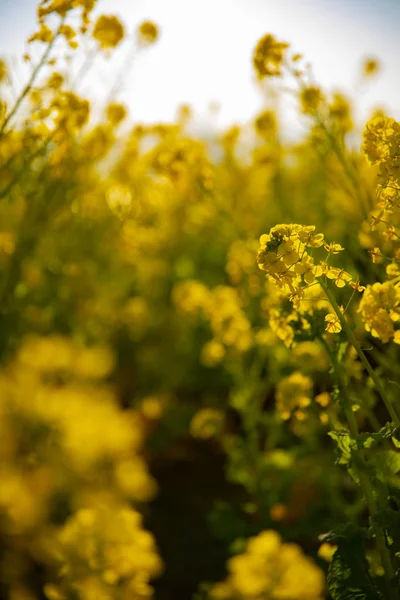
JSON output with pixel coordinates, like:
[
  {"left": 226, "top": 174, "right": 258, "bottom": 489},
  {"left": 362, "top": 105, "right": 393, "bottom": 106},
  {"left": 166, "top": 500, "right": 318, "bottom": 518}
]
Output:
[
  {"left": 373, "top": 450, "right": 400, "bottom": 479},
  {"left": 329, "top": 424, "right": 399, "bottom": 469},
  {"left": 329, "top": 430, "right": 355, "bottom": 465},
  {"left": 374, "top": 506, "right": 400, "bottom": 554},
  {"left": 320, "top": 524, "right": 382, "bottom": 600},
  {"left": 357, "top": 423, "right": 398, "bottom": 450}
]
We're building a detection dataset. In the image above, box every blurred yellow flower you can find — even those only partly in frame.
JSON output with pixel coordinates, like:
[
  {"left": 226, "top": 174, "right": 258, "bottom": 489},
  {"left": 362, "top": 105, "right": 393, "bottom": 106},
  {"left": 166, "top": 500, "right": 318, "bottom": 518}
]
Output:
[
  {"left": 93, "top": 15, "right": 125, "bottom": 49},
  {"left": 190, "top": 408, "right": 225, "bottom": 439},
  {"left": 137, "top": 21, "right": 159, "bottom": 46},
  {"left": 253, "top": 33, "right": 289, "bottom": 79}
]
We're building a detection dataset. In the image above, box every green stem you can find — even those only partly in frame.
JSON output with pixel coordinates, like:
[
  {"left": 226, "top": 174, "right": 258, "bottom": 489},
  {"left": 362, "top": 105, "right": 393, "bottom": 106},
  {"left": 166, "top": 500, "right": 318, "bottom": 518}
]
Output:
[
  {"left": 0, "top": 17, "right": 65, "bottom": 137},
  {"left": 0, "top": 130, "right": 57, "bottom": 201},
  {"left": 320, "top": 278, "right": 400, "bottom": 426},
  {"left": 320, "top": 335, "right": 398, "bottom": 599},
  {"left": 319, "top": 336, "right": 381, "bottom": 432},
  {"left": 105, "top": 36, "right": 137, "bottom": 105}
]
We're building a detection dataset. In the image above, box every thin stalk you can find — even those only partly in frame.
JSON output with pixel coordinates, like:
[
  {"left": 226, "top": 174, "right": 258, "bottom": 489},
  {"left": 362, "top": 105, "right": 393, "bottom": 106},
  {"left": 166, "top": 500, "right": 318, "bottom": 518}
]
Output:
[
  {"left": 71, "top": 46, "right": 97, "bottom": 89},
  {"left": 0, "top": 16, "right": 65, "bottom": 137},
  {"left": 319, "top": 336, "right": 382, "bottom": 432},
  {"left": 321, "top": 335, "right": 398, "bottom": 599},
  {"left": 285, "top": 62, "right": 372, "bottom": 218},
  {"left": 318, "top": 119, "right": 371, "bottom": 218},
  {"left": 0, "top": 130, "right": 57, "bottom": 201},
  {"left": 105, "top": 36, "right": 137, "bottom": 105},
  {"left": 320, "top": 278, "right": 400, "bottom": 426}
]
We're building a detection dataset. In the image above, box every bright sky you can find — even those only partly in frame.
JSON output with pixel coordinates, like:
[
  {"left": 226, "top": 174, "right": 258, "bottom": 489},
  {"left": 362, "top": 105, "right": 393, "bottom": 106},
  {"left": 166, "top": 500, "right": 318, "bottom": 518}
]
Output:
[{"left": 0, "top": 0, "right": 399, "bottom": 133}]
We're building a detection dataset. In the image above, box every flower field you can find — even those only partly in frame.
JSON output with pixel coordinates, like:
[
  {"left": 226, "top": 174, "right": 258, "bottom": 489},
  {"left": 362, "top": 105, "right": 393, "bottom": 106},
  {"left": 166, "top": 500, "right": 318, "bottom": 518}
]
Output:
[{"left": 0, "top": 2, "right": 400, "bottom": 599}]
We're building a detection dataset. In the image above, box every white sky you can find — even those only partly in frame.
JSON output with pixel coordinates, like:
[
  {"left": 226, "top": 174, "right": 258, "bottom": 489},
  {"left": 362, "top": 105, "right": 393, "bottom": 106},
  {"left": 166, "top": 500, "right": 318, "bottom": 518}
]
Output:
[{"left": 0, "top": 0, "right": 399, "bottom": 134}]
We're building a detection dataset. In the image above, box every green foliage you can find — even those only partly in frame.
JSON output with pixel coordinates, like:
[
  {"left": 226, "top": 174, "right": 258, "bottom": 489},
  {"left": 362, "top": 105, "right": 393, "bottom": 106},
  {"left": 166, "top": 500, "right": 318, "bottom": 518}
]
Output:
[{"left": 321, "top": 524, "right": 382, "bottom": 600}]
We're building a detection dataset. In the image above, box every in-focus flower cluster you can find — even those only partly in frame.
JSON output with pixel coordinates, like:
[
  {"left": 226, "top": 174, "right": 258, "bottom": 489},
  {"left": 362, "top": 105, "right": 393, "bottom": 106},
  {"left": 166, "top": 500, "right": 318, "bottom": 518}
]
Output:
[
  {"left": 359, "top": 281, "right": 400, "bottom": 343},
  {"left": 256, "top": 224, "right": 353, "bottom": 335},
  {"left": 257, "top": 224, "right": 325, "bottom": 295}
]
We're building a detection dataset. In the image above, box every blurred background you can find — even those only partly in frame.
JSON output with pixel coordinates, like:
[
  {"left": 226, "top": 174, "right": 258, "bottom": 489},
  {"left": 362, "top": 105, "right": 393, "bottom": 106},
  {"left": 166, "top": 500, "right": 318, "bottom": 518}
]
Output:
[
  {"left": 0, "top": 0, "right": 399, "bottom": 133},
  {"left": 0, "top": 2, "right": 400, "bottom": 599}
]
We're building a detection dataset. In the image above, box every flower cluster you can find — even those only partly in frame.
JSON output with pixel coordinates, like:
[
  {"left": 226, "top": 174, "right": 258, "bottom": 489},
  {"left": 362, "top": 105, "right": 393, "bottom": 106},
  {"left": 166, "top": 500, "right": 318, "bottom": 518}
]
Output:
[
  {"left": 93, "top": 15, "right": 125, "bottom": 49},
  {"left": 358, "top": 281, "right": 400, "bottom": 343},
  {"left": 2, "top": 10, "right": 400, "bottom": 599},
  {"left": 256, "top": 224, "right": 353, "bottom": 335},
  {"left": 173, "top": 282, "right": 253, "bottom": 365},
  {"left": 363, "top": 115, "right": 400, "bottom": 235},
  {"left": 0, "top": 336, "right": 161, "bottom": 596},
  {"left": 53, "top": 505, "right": 163, "bottom": 599},
  {"left": 257, "top": 224, "right": 325, "bottom": 293},
  {"left": 137, "top": 21, "right": 159, "bottom": 46},
  {"left": 276, "top": 371, "right": 313, "bottom": 420},
  {"left": 210, "top": 530, "right": 325, "bottom": 599},
  {"left": 190, "top": 408, "right": 225, "bottom": 439},
  {"left": 253, "top": 34, "right": 289, "bottom": 79}
]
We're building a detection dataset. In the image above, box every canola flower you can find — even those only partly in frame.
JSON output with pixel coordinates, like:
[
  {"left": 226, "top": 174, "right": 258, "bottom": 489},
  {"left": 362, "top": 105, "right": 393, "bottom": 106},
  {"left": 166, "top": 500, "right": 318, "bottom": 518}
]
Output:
[
  {"left": 359, "top": 280, "right": 400, "bottom": 343},
  {"left": 275, "top": 371, "right": 313, "bottom": 420},
  {"left": 256, "top": 223, "right": 353, "bottom": 332},
  {"left": 137, "top": 21, "right": 159, "bottom": 46},
  {"left": 92, "top": 15, "right": 125, "bottom": 49},
  {"left": 253, "top": 34, "right": 289, "bottom": 78},
  {"left": 1, "top": 8, "right": 400, "bottom": 599},
  {"left": 210, "top": 530, "right": 325, "bottom": 599},
  {"left": 55, "top": 504, "right": 163, "bottom": 598},
  {"left": 190, "top": 407, "right": 225, "bottom": 439}
]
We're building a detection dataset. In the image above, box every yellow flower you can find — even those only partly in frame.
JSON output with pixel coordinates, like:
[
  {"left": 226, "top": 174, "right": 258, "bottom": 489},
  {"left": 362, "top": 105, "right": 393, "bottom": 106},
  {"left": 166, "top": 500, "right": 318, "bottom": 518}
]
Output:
[
  {"left": 253, "top": 34, "right": 289, "bottom": 79},
  {"left": 257, "top": 224, "right": 328, "bottom": 299},
  {"left": 28, "top": 24, "right": 54, "bottom": 44},
  {"left": 190, "top": 408, "right": 224, "bottom": 439},
  {"left": 201, "top": 339, "right": 226, "bottom": 366},
  {"left": 106, "top": 102, "right": 127, "bottom": 125},
  {"left": 325, "top": 312, "right": 342, "bottom": 333},
  {"left": 362, "top": 57, "right": 380, "bottom": 77},
  {"left": 300, "top": 86, "right": 324, "bottom": 115},
  {"left": 47, "top": 72, "right": 64, "bottom": 89},
  {"left": 297, "top": 225, "right": 325, "bottom": 247},
  {"left": 326, "top": 267, "right": 352, "bottom": 288},
  {"left": 140, "top": 395, "right": 167, "bottom": 420},
  {"left": 58, "top": 504, "right": 163, "bottom": 592},
  {"left": 276, "top": 372, "right": 313, "bottom": 420},
  {"left": 0, "top": 59, "right": 8, "bottom": 83},
  {"left": 315, "top": 392, "right": 331, "bottom": 407},
  {"left": 59, "top": 24, "right": 76, "bottom": 41},
  {"left": 363, "top": 115, "right": 396, "bottom": 165},
  {"left": 359, "top": 281, "right": 400, "bottom": 343},
  {"left": 324, "top": 242, "right": 344, "bottom": 254},
  {"left": 387, "top": 263, "right": 400, "bottom": 279},
  {"left": 137, "top": 21, "right": 159, "bottom": 46},
  {"left": 115, "top": 458, "right": 158, "bottom": 501},
  {"left": 318, "top": 542, "right": 337, "bottom": 562},
  {"left": 172, "top": 280, "right": 210, "bottom": 314},
  {"left": 294, "top": 254, "right": 317, "bottom": 284},
  {"left": 212, "top": 530, "right": 325, "bottom": 600},
  {"left": 369, "top": 247, "right": 383, "bottom": 264},
  {"left": 329, "top": 93, "right": 353, "bottom": 132},
  {"left": 254, "top": 109, "right": 277, "bottom": 137},
  {"left": 93, "top": 15, "right": 125, "bottom": 49},
  {"left": 350, "top": 280, "right": 366, "bottom": 292}
]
